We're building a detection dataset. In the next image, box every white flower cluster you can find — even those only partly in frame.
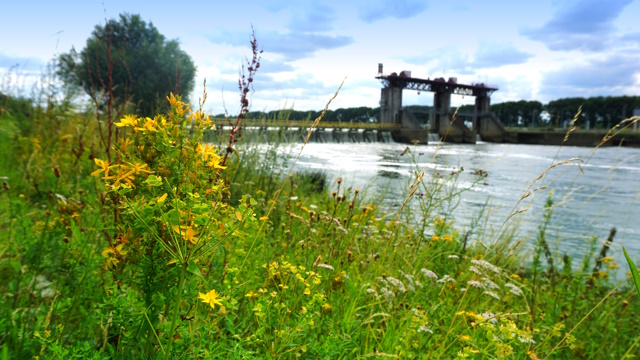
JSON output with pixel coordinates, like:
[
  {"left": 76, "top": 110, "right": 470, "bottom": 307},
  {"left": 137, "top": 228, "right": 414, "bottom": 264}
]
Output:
[
  {"left": 471, "top": 259, "right": 501, "bottom": 274},
  {"left": 417, "top": 326, "right": 433, "bottom": 334},
  {"left": 316, "top": 263, "right": 334, "bottom": 271},
  {"left": 448, "top": 254, "right": 459, "bottom": 259},
  {"left": 386, "top": 276, "right": 407, "bottom": 293},
  {"left": 482, "top": 277, "right": 500, "bottom": 290},
  {"left": 469, "top": 266, "right": 484, "bottom": 276},
  {"left": 467, "top": 280, "right": 485, "bottom": 289},
  {"left": 437, "top": 274, "right": 455, "bottom": 283},
  {"left": 505, "top": 283, "right": 523, "bottom": 296},
  {"left": 518, "top": 335, "right": 536, "bottom": 344},
  {"left": 399, "top": 270, "right": 416, "bottom": 292},
  {"left": 421, "top": 268, "right": 438, "bottom": 280},
  {"left": 483, "top": 291, "right": 501, "bottom": 300},
  {"left": 481, "top": 312, "right": 498, "bottom": 324}
]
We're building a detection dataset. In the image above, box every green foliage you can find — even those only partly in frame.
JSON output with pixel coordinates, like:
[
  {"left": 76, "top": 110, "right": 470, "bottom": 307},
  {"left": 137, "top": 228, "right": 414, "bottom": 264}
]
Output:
[
  {"left": 57, "top": 13, "right": 196, "bottom": 117},
  {"left": 623, "top": 247, "right": 640, "bottom": 300},
  {"left": 3, "top": 56, "right": 640, "bottom": 359}
]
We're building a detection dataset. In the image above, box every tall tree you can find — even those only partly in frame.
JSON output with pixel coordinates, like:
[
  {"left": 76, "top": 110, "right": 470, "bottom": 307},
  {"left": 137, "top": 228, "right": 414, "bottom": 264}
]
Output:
[{"left": 57, "top": 13, "right": 196, "bottom": 117}]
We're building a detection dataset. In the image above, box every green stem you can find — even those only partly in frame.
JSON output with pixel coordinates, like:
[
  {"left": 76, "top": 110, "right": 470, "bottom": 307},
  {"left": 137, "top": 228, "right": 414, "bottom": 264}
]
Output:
[{"left": 164, "top": 263, "right": 187, "bottom": 360}]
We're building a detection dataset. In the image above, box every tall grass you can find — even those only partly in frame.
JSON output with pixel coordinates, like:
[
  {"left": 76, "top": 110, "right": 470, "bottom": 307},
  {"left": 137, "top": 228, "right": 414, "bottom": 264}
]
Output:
[{"left": 2, "top": 38, "right": 640, "bottom": 359}]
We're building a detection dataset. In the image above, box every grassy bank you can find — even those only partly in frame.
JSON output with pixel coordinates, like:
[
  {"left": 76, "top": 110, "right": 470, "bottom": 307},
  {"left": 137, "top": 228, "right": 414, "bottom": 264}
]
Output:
[{"left": 1, "top": 84, "right": 640, "bottom": 360}]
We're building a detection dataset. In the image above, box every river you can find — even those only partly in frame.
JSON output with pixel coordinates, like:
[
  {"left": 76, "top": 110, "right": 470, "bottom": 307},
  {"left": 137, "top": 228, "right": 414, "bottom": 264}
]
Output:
[{"left": 272, "top": 141, "right": 640, "bottom": 277}]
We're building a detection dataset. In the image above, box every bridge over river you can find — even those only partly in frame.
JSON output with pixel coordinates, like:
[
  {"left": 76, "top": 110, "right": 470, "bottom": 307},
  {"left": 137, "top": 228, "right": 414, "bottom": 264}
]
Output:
[{"left": 205, "top": 119, "right": 401, "bottom": 144}]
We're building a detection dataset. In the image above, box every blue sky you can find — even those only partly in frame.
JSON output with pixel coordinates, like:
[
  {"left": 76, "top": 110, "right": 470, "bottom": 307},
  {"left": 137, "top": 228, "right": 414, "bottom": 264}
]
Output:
[{"left": 1, "top": 0, "right": 639, "bottom": 115}]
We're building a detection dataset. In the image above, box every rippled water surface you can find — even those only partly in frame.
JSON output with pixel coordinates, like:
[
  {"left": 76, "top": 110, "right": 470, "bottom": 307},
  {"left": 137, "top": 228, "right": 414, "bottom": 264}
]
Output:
[{"left": 256, "top": 140, "right": 640, "bottom": 275}]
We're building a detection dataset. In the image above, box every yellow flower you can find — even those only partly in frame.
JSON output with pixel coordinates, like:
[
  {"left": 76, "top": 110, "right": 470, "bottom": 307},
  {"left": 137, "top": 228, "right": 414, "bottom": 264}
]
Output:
[
  {"left": 102, "top": 244, "right": 127, "bottom": 268},
  {"left": 199, "top": 289, "right": 223, "bottom": 309},
  {"left": 122, "top": 162, "right": 153, "bottom": 176},
  {"left": 245, "top": 290, "right": 256, "bottom": 298},
  {"left": 134, "top": 117, "right": 158, "bottom": 132},
  {"left": 460, "top": 335, "right": 471, "bottom": 342},
  {"left": 443, "top": 234, "right": 453, "bottom": 242},
  {"left": 117, "top": 138, "right": 134, "bottom": 153},
  {"left": 115, "top": 114, "right": 137, "bottom": 127},
  {"left": 172, "top": 225, "right": 199, "bottom": 244},
  {"left": 112, "top": 167, "right": 136, "bottom": 187},
  {"left": 157, "top": 193, "right": 168, "bottom": 203},
  {"left": 510, "top": 273, "right": 522, "bottom": 281},
  {"left": 431, "top": 235, "right": 440, "bottom": 241},
  {"left": 167, "top": 92, "right": 180, "bottom": 107},
  {"left": 303, "top": 288, "right": 311, "bottom": 295},
  {"left": 91, "top": 158, "right": 117, "bottom": 180},
  {"left": 322, "top": 303, "right": 331, "bottom": 311}
]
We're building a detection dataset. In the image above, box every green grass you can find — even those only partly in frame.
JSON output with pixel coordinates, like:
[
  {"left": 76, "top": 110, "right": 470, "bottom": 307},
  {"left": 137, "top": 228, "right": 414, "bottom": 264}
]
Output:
[{"left": 1, "top": 82, "right": 640, "bottom": 360}]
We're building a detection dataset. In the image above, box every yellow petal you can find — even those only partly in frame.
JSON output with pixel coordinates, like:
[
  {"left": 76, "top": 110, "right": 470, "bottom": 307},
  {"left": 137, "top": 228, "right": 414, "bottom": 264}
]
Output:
[
  {"left": 235, "top": 211, "right": 243, "bottom": 221},
  {"left": 157, "top": 193, "right": 168, "bottom": 203}
]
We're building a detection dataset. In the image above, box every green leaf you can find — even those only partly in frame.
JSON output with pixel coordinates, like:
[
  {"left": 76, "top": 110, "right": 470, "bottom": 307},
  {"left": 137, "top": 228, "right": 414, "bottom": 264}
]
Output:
[
  {"left": 623, "top": 246, "right": 640, "bottom": 300},
  {"left": 144, "top": 175, "right": 163, "bottom": 187},
  {"left": 187, "top": 263, "right": 203, "bottom": 279}
]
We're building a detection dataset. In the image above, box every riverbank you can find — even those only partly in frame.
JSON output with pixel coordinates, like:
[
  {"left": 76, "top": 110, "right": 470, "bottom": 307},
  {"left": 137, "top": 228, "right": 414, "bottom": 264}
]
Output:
[{"left": 502, "top": 129, "right": 640, "bottom": 147}]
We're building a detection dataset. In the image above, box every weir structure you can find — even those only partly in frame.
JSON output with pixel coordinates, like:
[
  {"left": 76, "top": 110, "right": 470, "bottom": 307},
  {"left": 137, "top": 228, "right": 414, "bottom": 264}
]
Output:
[{"left": 376, "top": 64, "right": 505, "bottom": 143}]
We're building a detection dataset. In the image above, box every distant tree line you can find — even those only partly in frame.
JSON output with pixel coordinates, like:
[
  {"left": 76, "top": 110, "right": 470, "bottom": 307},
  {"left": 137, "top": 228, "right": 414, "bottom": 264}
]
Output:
[{"left": 220, "top": 96, "right": 640, "bottom": 130}]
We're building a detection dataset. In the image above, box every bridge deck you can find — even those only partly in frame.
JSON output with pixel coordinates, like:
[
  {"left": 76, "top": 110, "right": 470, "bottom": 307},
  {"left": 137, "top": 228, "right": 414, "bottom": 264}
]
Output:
[{"left": 212, "top": 118, "right": 401, "bottom": 130}]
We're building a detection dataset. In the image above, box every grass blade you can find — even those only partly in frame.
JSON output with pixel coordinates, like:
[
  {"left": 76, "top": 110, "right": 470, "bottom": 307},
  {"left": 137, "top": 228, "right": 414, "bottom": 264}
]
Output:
[{"left": 623, "top": 246, "right": 640, "bottom": 299}]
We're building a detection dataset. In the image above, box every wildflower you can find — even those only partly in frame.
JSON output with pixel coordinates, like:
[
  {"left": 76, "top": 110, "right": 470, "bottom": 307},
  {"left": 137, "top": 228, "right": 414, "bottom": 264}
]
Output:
[
  {"left": 505, "top": 283, "right": 523, "bottom": 296},
  {"left": 172, "top": 225, "right": 199, "bottom": 244},
  {"left": 483, "top": 291, "right": 500, "bottom": 300},
  {"left": 421, "top": 268, "right": 438, "bottom": 280},
  {"left": 460, "top": 335, "right": 471, "bottom": 341},
  {"left": 316, "top": 263, "right": 335, "bottom": 271},
  {"left": 399, "top": 270, "right": 416, "bottom": 287},
  {"left": 322, "top": 303, "right": 332, "bottom": 311},
  {"left": 122, "top": 162, "right": 152, "bottom": 176},
  {"left": 481, "top": 312, "right": 498, "bottom": 324},
  {"left": 199, "top": 289, "right": 223, "bottom": 309},
  {"left": 471, "top": 259, "right": 501, "bottom": 274},
  {"left": 115, "top": 114, "right": 137, "bottom": 127},
  {"left": 112, "top": 167, "right": 136, "bottom": 187},
  {"left": 417, "top": 326, "right": 433, "bottom": 334},
  {"left": 518, "top": 335, "right": 535, "bottom": 344},
  {"left": 443, "top": 234, "right": 453, "bottom": 242},
  {"left": 91, "top": 158, "right": 116, "bottom": 180},
  {"left": 102, "top": 244, "right": 127, "bottom": 267},
  {"left": 303, "top": 288, "right": 311, "bottom": 295},
  {"left": 448, "top": 255, "right": 459, "bottom": 259},
  {"left": 467, "top": 280, "right": 485, "bottom": 290},
  {"left": 135, "top": 117, "right": 158, "bottom": 132},
  {"left": 469, "top": 266, "right": 484, "bottom": 276},
  {"left": 510, "top": 273, "right": 522, "bottom": 281},
  {"left": 431, "top": 235, "right": 440, "bottom": 241},
  {"left": 386, "top": 277, "right": 406, "bottom": 293},
  {"left": 437, "top": 274, "right": 455, "bottom": 283},
  {"left": 482, "top": 277, "right": 500, "bottom": 290},
  {"left": 366, "top": 288, "right": 377, "bottom": 295},
  {"left": 245, "top": 290, "right": 256, "bottom": 298},
  {"left": 157, "top": 193, "right": 168, "bottom": 203}
]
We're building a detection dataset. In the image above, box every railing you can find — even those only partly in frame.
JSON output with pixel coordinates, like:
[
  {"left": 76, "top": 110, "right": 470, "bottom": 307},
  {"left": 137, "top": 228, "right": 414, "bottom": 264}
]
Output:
[{"left": 211, "top": 118, "right": 402, "bottom": 130}]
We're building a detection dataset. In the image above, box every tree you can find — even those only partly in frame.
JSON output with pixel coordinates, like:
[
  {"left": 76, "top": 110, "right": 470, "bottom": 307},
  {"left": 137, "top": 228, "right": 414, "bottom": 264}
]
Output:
[{"left": 57, "top": 13, "right": 196, "bottom": 117}]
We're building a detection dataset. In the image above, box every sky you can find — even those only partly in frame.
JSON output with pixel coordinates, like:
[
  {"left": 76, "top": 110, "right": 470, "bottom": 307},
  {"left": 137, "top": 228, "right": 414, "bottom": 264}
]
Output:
[{"left": 1, "top": 0, "right": 640, "bottom": 115}]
